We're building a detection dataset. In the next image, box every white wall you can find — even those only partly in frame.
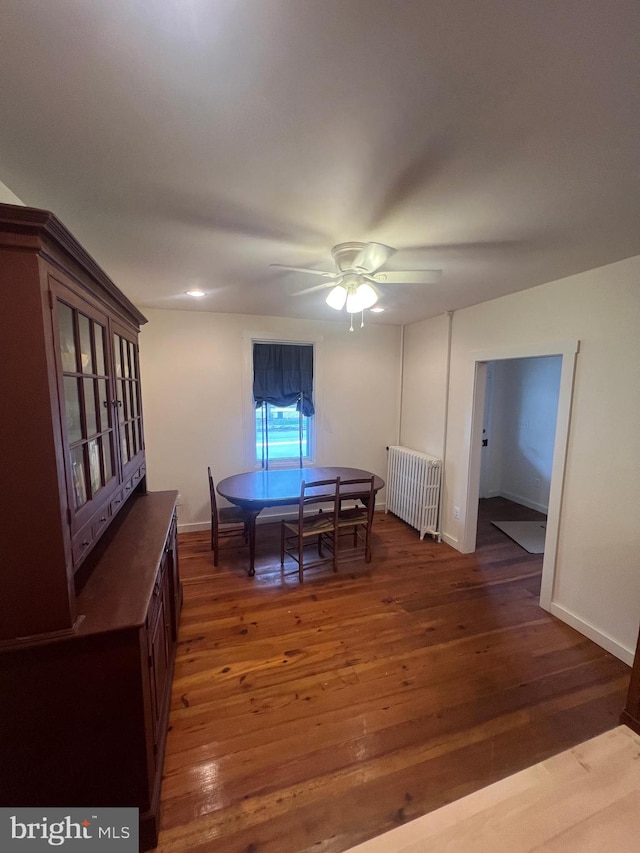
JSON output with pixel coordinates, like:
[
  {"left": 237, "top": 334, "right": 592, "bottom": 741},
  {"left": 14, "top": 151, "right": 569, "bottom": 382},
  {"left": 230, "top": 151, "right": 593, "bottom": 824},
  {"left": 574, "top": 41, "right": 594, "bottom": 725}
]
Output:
[
  {"left": 482, "top": 356, "right": 561, "bottom": 512},
  {"left": 400, "top": 313, "right": 450, "bottom": 457},
  {"left": 0, "top": 180, "right": 24, "bottom": 204},
  {"left": 401, "top": 256, "right": 640, "bottom": 661},
  {"left": 139, "top": 308, "right": 401, "bottom": 530}
]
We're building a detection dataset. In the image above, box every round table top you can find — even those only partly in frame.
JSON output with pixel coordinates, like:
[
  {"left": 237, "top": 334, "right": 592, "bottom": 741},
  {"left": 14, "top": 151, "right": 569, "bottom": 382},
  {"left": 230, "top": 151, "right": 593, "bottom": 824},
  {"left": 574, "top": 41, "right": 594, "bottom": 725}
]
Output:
[{"left": 217, "top": 466, "right": 385, "bottom": 509}]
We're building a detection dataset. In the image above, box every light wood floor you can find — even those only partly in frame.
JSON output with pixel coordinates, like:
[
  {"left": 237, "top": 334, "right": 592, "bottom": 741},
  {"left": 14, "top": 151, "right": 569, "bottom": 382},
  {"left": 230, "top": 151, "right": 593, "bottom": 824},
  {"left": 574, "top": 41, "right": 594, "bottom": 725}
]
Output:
[
  {"left": 155, "top": 498, "right": 630, "bottom": 852},
  {"left": 345, "top": 725, "right": 640, "bottom": 853}
]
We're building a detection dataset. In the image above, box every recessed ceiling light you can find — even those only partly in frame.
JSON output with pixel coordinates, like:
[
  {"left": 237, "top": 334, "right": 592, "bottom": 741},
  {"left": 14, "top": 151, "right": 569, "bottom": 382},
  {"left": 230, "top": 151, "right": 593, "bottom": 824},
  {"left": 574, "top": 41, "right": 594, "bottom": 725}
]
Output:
[
  {"left": 369, "top": 306, "right": 385, "bottom": 313},
  {"left": 185, "top": 289, "right": 205, "bottom": 297}
]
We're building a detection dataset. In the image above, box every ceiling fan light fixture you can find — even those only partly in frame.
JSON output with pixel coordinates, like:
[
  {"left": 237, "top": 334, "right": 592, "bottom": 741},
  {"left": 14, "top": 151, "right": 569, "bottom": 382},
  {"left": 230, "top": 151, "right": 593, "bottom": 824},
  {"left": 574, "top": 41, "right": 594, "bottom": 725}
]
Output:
[
  {"left": 326, "top": 284, "right": 347, "bottom": 310},
  {"left": 272, "top": 241, "right": 441, "bottom": 327},
  {"left": 346, "top": 282, "right": 378, "bottom": 313}
]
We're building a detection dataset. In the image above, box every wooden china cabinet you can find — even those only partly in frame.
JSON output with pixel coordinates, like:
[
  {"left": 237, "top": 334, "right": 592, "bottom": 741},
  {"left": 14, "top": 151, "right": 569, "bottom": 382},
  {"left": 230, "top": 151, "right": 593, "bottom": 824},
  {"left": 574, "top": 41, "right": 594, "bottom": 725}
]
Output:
[{"left": 0, "top": 203, "right": 180, "bottom": 850}]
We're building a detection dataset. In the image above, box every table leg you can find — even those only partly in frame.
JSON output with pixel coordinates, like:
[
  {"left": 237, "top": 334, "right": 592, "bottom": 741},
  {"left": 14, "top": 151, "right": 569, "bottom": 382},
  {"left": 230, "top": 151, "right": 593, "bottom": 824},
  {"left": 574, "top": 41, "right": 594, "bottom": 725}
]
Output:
[{"left": 244, "top": 509, "right": 261, "bottom": 577}]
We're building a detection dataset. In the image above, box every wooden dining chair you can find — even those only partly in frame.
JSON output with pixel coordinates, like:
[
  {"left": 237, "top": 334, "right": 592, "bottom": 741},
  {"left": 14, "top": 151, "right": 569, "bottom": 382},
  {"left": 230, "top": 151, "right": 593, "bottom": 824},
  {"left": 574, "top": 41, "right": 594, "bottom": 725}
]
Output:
[
  {"left": 208, "top": 467, "right": 248, "bottom": 566},
  {"left": 334, "top": 475, "right": 376, "bottom": 563},
  {"left": 280, "top": 477, "right": 341, "bottom": 582}
]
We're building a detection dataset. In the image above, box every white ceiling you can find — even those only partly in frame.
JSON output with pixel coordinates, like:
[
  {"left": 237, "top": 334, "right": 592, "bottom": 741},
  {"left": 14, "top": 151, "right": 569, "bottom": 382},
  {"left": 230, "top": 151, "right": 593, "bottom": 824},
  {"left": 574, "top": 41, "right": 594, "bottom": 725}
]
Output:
[{"left": 1, "top": 0, "right": 639, "bottom": 326}]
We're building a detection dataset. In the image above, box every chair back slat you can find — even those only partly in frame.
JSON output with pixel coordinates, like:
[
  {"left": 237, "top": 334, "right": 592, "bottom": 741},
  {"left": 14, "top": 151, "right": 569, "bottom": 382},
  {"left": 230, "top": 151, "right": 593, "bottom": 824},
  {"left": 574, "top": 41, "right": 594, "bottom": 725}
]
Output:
[
  {"left": 299, "top": 477, "right": 341, "bottom": 526},
  {"left": 208, "top": 466, "right": 247, "bottom": 566},
  {"left": 208, "top": 466, "right": 220, "bottom": 538},
  {"left": 338, "top": 476, "right": 375, "bottom": 515}
]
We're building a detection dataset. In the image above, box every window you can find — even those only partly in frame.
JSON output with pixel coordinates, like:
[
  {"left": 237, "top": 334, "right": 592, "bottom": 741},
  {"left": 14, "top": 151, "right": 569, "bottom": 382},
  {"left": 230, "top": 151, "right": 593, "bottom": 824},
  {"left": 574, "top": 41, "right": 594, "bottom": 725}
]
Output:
[
  {"left": 255, "top": 403, "right": 312, "bottom": 463},
  {"left": 253, "top": 341, "right": 314, "bottom": 468}
]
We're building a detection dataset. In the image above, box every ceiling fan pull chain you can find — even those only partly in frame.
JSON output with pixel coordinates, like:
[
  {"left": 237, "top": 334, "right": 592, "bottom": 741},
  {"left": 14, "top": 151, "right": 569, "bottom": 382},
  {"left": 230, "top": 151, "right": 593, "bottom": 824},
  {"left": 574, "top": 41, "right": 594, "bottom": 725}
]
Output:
[
  {"left": 360, "top": 310, "right": 364, "bottom": 328},
  {"left": 349, "top": 314, "right": 354, "bottom": 332}
]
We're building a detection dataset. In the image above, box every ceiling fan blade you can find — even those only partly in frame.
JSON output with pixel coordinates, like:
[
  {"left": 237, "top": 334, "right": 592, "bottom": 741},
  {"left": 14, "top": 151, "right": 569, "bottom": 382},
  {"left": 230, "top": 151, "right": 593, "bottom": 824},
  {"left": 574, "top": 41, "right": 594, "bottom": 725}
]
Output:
[
  {"left": 269, "top": 264, "right": 337, "bottom": 278},
  {"left": 365, "top": 134, "right": 454, "bottom": 230},
  {"left": 138, "top": 187, "right": 331, "bottom": 246},
  {"left": 352, "top": 242, "right": 396, "bottom": 274},
  {"left": 292, "top": 281, "right": 337, "bottom": 296},
  {"left": 399, "top": 239, "right": 525, "bottom": 254},
  {"left": 368, "top": 270, "right": 442, "bottom": 284}
]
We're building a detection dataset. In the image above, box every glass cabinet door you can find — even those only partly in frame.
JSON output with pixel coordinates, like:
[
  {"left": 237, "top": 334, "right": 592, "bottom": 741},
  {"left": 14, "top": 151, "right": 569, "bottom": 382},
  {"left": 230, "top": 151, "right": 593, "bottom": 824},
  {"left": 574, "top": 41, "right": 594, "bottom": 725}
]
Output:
[
  {"left": 113, "top": 331, "right": 143, "bottom": 469},
  {"left": 56, "top": 299, "right": 116, "bottom": 511}
]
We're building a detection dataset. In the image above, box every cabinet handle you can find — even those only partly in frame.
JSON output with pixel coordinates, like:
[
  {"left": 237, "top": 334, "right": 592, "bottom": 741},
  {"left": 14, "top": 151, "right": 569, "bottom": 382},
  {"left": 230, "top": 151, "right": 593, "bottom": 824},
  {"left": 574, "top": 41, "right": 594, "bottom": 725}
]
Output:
[
  {"left": 82, "top": 539, "right": 90, "bottom": 547},
  {"left": 100, "top": 516, "right": 107, "bottom": 522},
  {"left": 113, "top": 498, "right": 121, "bottom": 505}
]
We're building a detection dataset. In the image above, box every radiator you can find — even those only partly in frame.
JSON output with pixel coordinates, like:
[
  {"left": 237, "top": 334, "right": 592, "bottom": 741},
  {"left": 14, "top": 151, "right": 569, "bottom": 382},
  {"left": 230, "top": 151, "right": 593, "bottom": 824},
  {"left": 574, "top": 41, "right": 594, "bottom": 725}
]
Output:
[{"left": 386, "top": 445, "right": 442, "bottom": 540}]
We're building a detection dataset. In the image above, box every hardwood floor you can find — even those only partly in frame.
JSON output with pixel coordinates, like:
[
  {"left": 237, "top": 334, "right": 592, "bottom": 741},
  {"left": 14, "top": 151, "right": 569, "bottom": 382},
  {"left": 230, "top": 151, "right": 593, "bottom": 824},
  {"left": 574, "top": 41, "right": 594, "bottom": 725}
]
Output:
[{"left": 155, "top": 499, "right": 630, "bottom": 852}]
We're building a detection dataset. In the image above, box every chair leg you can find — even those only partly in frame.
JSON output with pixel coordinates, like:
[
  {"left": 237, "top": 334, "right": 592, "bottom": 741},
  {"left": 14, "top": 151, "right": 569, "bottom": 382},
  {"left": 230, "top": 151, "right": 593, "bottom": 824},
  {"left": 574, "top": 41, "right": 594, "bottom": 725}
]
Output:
[
  {"left": 213, "top": 544, "right": 219, "bottom": 567},
  {"left": 280, "top": 521, "right": 285, "bottom": 566},
  {"left": 332, "top": 527, "right": 338, "bottom": 572},
  {"left": 298, "top": 532, "right": 304, "bottom": 582}
]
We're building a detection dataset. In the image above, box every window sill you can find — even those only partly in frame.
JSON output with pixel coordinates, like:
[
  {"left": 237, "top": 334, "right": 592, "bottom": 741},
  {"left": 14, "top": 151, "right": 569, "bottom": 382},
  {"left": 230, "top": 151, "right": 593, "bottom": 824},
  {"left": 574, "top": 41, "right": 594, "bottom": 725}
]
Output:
[{"left": 253, "top": 458, "right": 316, "bottom": 470}]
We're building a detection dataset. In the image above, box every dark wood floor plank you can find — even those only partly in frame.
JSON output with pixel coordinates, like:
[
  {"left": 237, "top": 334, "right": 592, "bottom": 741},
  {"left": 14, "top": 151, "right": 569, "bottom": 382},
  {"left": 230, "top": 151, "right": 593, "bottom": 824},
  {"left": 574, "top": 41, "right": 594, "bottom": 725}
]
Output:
[{"left": 155, "top": 499, "right": 630, "bottom": 852}]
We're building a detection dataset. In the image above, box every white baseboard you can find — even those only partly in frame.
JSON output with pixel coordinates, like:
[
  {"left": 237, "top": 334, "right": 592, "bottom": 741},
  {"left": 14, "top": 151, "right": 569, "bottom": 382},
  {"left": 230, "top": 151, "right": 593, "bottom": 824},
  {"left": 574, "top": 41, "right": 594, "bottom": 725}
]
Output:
[
  {"left": 176, "top": 516, "right": 281, "bottom": 534},
  {"left": 499, "top": 490, "right": 548, "bottom": 515},
  {"left": 176, "top": 521, "right": 209, "bottom": 534},
  {"left": 441, "top": 532, "right": 460, "bottom": 550},
  {"left": 548, "top": 602, "right": 634, "bottom": 665},
  {"left": 178, "top": 503, "right": 387, "bottom": 535},
  {"left": 482, "top": 488, "right": 501, "bottom": 499}
]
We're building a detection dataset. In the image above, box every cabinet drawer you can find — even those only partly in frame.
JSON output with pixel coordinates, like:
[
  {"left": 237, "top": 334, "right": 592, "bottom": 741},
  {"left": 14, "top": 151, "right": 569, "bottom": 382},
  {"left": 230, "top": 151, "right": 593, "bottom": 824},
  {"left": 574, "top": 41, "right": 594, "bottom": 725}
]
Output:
[
  {"left": 122, "top": 478, "right": 134, "bottom": 499},
  {"left": 110, "top": 490, "right": 124, "bottom": 516},
  {"left": 132, "top": 461, "right": 146, "bottom": 486},
  {"left": 72, "top": 521, "right": 94, "bottom": 565},
  {"left": 92, "top": 508, "right": 111, "bottom": 540}
]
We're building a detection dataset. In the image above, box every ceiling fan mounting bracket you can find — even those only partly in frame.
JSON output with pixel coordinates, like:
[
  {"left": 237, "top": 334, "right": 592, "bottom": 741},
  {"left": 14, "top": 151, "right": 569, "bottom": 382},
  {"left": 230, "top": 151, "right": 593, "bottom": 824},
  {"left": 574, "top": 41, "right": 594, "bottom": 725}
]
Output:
[{"left": 331, "top": 242, "right": 368, "bottom": 272}]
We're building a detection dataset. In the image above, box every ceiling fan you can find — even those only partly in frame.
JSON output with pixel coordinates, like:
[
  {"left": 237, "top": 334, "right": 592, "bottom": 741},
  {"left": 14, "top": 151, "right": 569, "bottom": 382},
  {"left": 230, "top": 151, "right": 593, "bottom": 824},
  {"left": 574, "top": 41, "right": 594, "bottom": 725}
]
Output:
[{"left": 270, "top": 242, "right": 441, "bottom": 328}]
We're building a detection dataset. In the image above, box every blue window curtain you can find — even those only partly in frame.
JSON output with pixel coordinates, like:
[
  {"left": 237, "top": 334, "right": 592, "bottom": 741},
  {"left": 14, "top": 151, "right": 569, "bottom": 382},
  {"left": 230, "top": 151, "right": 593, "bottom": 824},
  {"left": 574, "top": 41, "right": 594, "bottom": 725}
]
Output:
[{"left": 252, "top": 343, "right": 315, "bottom": 416}]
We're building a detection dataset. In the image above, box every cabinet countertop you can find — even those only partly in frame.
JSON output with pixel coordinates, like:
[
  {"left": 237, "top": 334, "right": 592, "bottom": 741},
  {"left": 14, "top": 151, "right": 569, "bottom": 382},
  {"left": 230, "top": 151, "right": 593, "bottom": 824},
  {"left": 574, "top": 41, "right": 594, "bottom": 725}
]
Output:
[{"left": 75, "top": 490, "right": 178, "bottom": 636}]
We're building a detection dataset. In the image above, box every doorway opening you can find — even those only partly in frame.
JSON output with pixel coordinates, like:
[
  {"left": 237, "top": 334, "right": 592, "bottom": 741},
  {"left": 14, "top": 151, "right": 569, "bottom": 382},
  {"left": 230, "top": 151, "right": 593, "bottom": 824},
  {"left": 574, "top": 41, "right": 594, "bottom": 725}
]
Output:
[
  {"left": 480, "top": 355, "right": 561, "bottom": 566},
  {"left": 462, "top": 341, "right": 579, "bottom": 612}
]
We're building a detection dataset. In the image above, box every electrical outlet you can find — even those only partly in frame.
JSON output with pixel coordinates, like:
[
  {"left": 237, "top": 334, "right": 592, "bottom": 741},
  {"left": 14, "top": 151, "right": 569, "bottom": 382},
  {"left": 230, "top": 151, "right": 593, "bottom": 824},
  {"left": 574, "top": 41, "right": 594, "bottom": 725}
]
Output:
[{"left": 453, "top": 505, "right": 460, "bottom": 520}]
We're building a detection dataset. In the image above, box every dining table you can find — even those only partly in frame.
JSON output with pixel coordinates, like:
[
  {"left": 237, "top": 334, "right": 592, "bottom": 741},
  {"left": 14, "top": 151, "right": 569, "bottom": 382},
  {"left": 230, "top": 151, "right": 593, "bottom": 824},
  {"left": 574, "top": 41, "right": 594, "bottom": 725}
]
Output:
[{"left": 216, "top": 466, "right": 385, "bottom": 576}]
